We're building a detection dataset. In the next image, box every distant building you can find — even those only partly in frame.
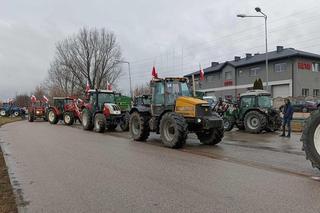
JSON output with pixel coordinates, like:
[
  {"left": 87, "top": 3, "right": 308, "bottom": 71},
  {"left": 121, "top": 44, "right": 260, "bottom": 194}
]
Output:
[{"left": 185, "top": 46, "right": 320, "bottom": 99}]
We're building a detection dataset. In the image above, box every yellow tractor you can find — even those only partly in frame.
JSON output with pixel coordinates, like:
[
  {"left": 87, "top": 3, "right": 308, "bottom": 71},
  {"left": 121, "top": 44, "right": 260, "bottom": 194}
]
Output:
[{"left": 129, "top": 77, "right": 224, "bottom": 148}]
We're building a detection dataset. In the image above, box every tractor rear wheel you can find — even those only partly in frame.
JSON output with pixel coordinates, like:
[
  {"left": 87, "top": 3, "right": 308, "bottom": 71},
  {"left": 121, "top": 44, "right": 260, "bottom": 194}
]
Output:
[
  {"left": 28, "top": 112, "right": 34, "bottom": 122},
  {"left": 301, "top": 110, "right": 320, "bottom": 170},
  {"left": 120, "top": 112, "right": 130, "bottom": 131},
  {"left": 82, "top": 109, "right": 93, "bottom": 130},
  {"left": 94, "top": 113, "right": 106, "bottom": 133},
  {"left": 197, "top": 127, "right": 224, "bottom": 145},
  {"left": 129, "top": 112, "right": 150, "bottom": 141},
  {"left": 48, "top": 110, "right": 58, "bottom": 124},
  {"left": 244, "top": 111, "right": 266, "bottom": 133},
  {"left": 223, "top": 117, "right": 234, "bottom": 131},
  {"left": 160, "top": 112, "right": 187, "bottom": 149},
  {"left": 63, "top": 112, "right": 74, "bottom": 126}
]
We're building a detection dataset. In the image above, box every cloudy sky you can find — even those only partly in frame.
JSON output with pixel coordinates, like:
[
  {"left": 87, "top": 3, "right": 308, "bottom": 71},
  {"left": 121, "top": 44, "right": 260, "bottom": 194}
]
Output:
[{"left": 0, "top": 0, "right": 319, "bottom": 99}]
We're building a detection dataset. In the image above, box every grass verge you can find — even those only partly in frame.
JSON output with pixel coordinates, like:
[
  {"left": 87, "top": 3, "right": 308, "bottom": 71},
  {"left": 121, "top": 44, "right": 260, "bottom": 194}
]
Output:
[{"left": 0, "top": 117, "right": 19, "bottom": 212}]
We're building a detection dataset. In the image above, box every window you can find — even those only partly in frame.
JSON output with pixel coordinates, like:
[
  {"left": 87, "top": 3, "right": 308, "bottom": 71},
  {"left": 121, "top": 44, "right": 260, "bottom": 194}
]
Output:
[
  {"left": 313, "top": 89, "right": 320, "bottom": 97},
  {"left": 312, "top": 62, "right": 320, "bottom": 72},
  {"left": 250, "top": 67, "right": 260, "bottom": 76},
  {"left": 241, "top": 96, "right": 255, "bottom": 108},
  {"left": 275, "top": 63, "right": 287, "bottom": 72},
  {"left": 238, "top": 70, "right": 244, "bottom": 77},
  {"left": 302, "top": 88, "right": 309, "bottom": 97},
  {"left": 225, "top": 71, "right": 232, "bottom": 80},
  {"left": 153, "top": 82, "right": 164, "bottom": 104}
]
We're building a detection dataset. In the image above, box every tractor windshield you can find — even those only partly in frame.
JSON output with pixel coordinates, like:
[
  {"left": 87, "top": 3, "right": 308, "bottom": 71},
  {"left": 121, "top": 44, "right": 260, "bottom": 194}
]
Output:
[
  {"left": 257, "top": 95, "right": 272, "bottom": 108},
  {"left": 166, "top": 81, "right": 191, "bottom": 105},
  {"left": 98, "top": 93, "right": 115, "bottom": 105}
]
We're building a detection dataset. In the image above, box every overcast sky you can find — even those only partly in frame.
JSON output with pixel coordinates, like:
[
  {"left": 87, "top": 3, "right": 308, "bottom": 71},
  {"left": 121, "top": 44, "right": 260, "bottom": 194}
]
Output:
[{"left": 0, "top": 0, "right": 319, "bottom": 99}]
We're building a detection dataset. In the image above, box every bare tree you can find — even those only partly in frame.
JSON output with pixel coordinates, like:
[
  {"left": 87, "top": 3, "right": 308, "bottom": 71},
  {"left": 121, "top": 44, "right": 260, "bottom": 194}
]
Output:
[
  {"left": 47, "top": 27, "right": 122, "bottom": 96},
  {"left": 133, "top": 83, "right": 151, "bottom": 96},
  {"left": 33, "top": 85, "right": 46, "bottom": 99},
  {"left": 15, "top": 94, "right": 30, "bottom": 107}
]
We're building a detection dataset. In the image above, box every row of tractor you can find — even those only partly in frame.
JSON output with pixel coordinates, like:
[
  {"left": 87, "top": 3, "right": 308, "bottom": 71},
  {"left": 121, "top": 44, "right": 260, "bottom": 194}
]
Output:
[{"left": 0, "top": 102, "right": 26, "bottom": 117}]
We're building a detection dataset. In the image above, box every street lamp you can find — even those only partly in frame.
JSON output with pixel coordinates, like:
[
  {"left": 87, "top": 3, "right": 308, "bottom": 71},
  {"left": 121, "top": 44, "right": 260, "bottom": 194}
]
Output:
[
  {"left": 116, "top": 60, "right": 133, "bottom": 98},
  {"left": 237, "top": 7, "right": 269, "bottom": 91}
]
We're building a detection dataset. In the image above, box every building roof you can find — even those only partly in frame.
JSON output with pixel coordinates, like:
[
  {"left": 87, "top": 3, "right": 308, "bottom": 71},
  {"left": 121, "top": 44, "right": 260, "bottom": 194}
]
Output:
[{"left": 185, "top": 47, "right": 320, "bottom": 77}]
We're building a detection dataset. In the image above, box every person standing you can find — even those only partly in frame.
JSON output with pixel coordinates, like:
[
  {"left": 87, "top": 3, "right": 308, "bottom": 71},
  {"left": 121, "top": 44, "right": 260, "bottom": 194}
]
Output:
[{"left": 280, "top": 98, "right": 294, "bottom": 137}]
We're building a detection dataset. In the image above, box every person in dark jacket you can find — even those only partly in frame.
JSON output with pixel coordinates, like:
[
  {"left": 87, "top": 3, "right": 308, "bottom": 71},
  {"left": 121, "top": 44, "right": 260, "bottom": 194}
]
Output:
[{"left": 280, "top": 98, "right": 294, "bottom": 137}]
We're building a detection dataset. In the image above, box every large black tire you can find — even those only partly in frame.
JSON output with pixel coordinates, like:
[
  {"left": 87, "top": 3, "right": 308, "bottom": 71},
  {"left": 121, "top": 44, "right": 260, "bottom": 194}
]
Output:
[
  {"left": 159, "top": 112, "right": 188, "bottom": 149},
  {"left": 94, "top": 113, "right": 106, "bottom": 133},
  {"left": 120, "top": 112, "right": 130, "bottom": 131},
  {"left": 129, "top": 112, "right": 150, "bottom": 141},
  {"left": 63, "top": 111, "right": 75, "bottom": 126},
  {"left": 197, "top": 127, "right": 224, "bottom": 145},
  {"left": 223, "top": 117, "right": 234, "bottom": 131},
  {"left": 301, "top": 110, "right": 320, "bottom": 170},
  {"left": 48, "top": 110, "right": 59, "bottom": 124},
  {"left": 0, "top": 110, "right": 6, "bottom": 117},
  {"left": 244, "top": 111, "right": 267, "bottom": 133},
  {"left": 28, "top": 112, "right": 34, "bottom": 122},
  {"left": 13, "top": 111, "right": 20, "bottom": 117},
  {"left": 82, "top": 109, "right": 93, "bottom": 130}
]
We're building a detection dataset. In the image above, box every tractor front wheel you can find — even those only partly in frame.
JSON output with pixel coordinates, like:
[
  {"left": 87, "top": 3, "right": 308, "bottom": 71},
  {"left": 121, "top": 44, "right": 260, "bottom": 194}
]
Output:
[
  {"left": 94, "top": 113, "right": 106, "bottom": 133},
  {"left": 13, "top": 111, "right": 20, "bottom": 117},
  {"left": 129, "top": 112, "right": 150, "bottom": 141},
  {"left": 120, "top": 112, "right": 130, "bottom": 131},
  {"left": 48, "top": 110, "right": 59, "bottom": 124},
  {"left": 244, "top": 111, "right": 266, "bottom": 133},
  {"left": 63, "top": 112, "right": 75, "bottom": 126},
  {"left": 197, "top": 127, "right": 224, "bottom": 145},
  {"left": 28, "top": 113, "right": 34, "bottom": 122},
  {"left": 0, "top": 110, "right": 6, "bottom": 117},
  {"left": 301, "top": 110, "right": 320, "bottom": 170},
  {"left": 160, "top": 112, "right": 187, "bottom": 149},
  {"left": 223, "top": 117, "right": 234, "bottom": 131},
  {"left": 82, "top": 109, "right": 93, "bottom": 130}
]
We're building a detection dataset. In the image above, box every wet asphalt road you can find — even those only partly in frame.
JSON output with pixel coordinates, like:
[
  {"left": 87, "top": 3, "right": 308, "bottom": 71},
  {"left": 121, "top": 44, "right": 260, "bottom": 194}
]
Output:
[{"left": 1, "top": 121, "right": 320, "bottom": 213}]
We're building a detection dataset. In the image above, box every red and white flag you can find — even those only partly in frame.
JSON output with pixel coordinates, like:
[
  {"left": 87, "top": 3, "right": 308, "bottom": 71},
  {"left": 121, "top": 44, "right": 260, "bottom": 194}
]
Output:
[
  {"left": 31, "top": 95, "right": 37, "bottom": 103},
  {"left": 85, "top": 81, "right": 90, "bottom": 93},
  {"left": 151, "top": 66, "right": 158, "bottom": 78},
  {"left": 107, "top": 81, "right": 112, "bottom": 91},
  {"left": 199, "top": 64, "right": 204, "bottom": 81},
  {"left": 43, "top": 95, "right": 49, "bottom": 103}
]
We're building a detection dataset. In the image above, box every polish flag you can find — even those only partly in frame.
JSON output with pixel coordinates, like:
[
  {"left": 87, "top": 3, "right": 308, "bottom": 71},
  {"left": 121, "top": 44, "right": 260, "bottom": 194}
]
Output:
[
  {"left": 31, "top": 95, "right": 37, "bottom": 103},
  {"left": 43, "top": 95, "right": 49, "bottom": 103},
  {"left": 107, "top": 81, "right": 112, "bottom": 91},
  {"left": 151, "top": 66, "right": 158, "bottom": 78},
  {"left": 85, "top": 81, "right": 90, "bottom": 93},
  {"left": 200, "top": 65, "right": 204, "bottom": 81}
]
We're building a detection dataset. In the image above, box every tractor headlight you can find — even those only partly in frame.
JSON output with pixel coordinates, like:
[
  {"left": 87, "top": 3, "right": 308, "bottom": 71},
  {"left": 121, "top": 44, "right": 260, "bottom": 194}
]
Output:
[{"left": 197, "top": 118, "right": 202, "bottom": 123}]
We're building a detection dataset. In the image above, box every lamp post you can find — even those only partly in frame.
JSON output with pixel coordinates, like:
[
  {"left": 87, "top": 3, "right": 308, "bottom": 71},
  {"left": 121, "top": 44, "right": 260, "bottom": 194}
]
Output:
[
  {"left": 237, "top": 7, "right": 269, "bottom": 91},
  {"left": 116, "top": 60, "right": 133, "bottom": 97}
]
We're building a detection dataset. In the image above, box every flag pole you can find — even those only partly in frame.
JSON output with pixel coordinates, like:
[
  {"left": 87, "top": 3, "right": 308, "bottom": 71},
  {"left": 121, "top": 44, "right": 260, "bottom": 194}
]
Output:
[{"left": 192, "top": 74, "right": 196, "bottom": 97}]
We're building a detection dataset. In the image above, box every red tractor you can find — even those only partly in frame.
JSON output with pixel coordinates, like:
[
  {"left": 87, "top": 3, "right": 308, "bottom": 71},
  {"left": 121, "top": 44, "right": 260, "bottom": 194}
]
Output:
[
  {"left": 28, "top": 100, "right": 49, "bottom": 122},
  {"left": 47, "top": 97, "right": 82, "bottom": 125},
  {"left": 81, "top": 89, "right": 123, "bottom": 132}
]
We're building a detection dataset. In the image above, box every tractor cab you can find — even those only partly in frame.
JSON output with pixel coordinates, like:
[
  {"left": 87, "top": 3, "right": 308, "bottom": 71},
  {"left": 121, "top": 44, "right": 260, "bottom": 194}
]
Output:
[
  {"left": 53, "top": 97, "right": 74, "bottom": 113},
  {"left": 133, "top": 95, "right": 151, "bottom": 107},
  {"left": 87, "top": 89, "right": 116, "bottom": 111},
  {"left": 239, "top": 90, "right": 273, "bottom": 114}
]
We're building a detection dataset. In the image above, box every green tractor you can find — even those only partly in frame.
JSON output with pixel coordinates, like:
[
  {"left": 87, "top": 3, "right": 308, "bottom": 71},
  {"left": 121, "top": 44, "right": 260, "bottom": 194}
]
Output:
[
  {"left": 222, "top": 90, "right": 282, "bottom": 133},
  {"left": 115, "top": 93, "right": 132, "bottom": 131}
]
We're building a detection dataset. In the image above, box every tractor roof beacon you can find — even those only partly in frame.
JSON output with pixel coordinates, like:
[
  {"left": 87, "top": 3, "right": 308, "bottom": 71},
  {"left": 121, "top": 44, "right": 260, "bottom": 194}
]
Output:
[
  {"left": 129, "top": 77, "right": 224, "bottom": 149},
  {"left": 223, "top": 90, "right": 282, "bottom": 133}
]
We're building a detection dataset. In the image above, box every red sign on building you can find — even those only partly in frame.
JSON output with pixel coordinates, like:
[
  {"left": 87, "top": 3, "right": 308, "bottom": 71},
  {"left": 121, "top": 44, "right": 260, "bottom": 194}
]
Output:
[
  {"left": 298, "top": 62, "right": 311, "bottom": 70},
  {"left": 224, "top": 80, "right": 233, "bottom": 86}
]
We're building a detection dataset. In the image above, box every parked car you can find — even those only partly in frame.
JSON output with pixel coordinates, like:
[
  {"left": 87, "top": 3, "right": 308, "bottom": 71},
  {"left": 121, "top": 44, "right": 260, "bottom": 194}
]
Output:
[{"left": 290, "top": 100, "right": 318, "bottom": 112}]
